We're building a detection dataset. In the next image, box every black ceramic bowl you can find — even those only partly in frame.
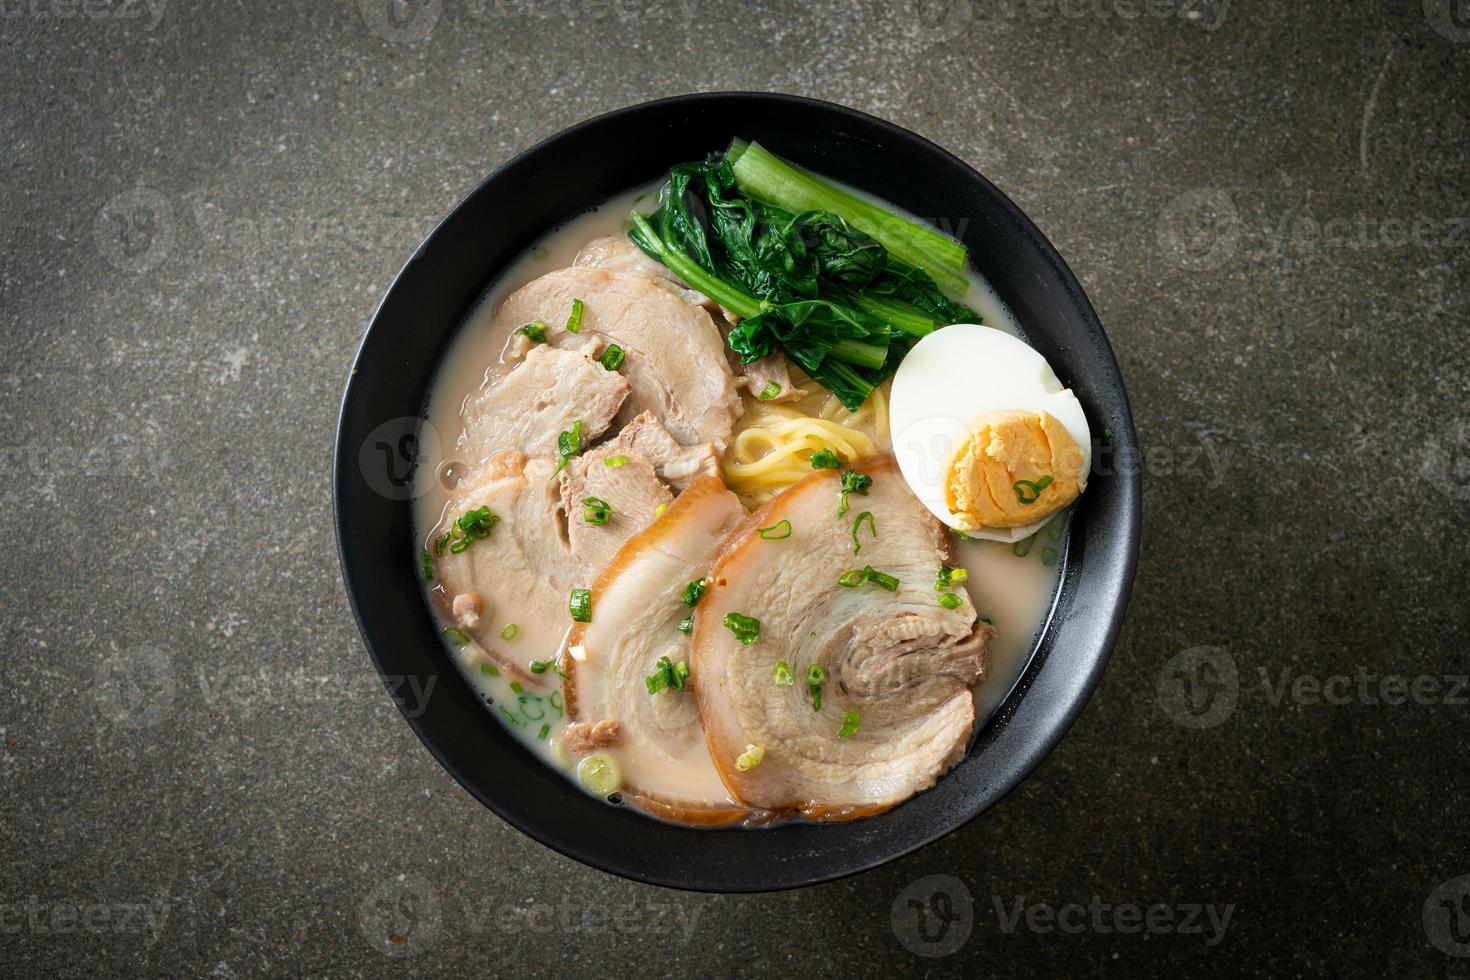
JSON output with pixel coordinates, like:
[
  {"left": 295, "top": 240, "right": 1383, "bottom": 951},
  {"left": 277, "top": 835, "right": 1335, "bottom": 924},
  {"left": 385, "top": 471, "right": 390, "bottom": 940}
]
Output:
[{"left": 334, "top": 92, "right": 1140, "bottom": 892}]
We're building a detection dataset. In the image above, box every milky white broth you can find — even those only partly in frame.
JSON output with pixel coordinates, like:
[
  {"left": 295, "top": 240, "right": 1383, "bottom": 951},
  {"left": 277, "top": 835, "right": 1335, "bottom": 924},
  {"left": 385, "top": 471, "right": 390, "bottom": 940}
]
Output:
[{"left": 413, "top": 181, "right": 1069, "bottom": 820}]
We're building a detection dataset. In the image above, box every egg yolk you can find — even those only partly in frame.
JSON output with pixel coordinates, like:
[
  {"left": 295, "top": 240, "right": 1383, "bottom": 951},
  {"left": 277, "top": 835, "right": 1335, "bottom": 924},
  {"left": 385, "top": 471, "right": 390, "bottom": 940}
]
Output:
[{"left": 944, "top": 409, "right": 1085, "bottom": 529}]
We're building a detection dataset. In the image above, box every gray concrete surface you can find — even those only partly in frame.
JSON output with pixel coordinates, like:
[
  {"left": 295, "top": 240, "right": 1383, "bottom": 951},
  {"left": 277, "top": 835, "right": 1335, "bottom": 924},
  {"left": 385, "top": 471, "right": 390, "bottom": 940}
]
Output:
[{"left": 3, "top": 0, "right": 1468, "bottom": 975}]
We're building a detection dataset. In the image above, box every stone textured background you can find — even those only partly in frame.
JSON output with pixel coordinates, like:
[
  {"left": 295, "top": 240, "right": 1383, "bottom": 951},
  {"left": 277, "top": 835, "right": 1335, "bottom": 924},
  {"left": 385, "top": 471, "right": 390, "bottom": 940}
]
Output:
[{"left": 3, "top": 0, "right": 1468, "bottom": 974}]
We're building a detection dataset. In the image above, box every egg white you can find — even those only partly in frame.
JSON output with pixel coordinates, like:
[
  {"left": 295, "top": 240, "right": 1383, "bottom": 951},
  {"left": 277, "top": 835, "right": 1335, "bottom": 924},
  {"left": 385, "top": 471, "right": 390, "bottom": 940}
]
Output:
[{"left": 888, "top": 324, "right": 1092, "bottom": 543}]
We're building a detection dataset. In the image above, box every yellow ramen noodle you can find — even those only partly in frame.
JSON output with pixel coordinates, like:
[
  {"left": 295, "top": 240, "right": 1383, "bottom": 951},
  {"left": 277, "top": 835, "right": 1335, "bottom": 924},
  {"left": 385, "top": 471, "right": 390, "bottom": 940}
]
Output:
[{"left": 722, "top": 371, "right": 893, "bottom": 508}]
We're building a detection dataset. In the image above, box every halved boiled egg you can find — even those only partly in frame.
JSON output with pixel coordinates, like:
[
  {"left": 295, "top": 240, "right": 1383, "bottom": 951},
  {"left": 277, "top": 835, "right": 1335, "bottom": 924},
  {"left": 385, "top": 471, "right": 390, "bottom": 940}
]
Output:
[{"left": 889, "top": 324, "right": 1091, "bottom": 543}]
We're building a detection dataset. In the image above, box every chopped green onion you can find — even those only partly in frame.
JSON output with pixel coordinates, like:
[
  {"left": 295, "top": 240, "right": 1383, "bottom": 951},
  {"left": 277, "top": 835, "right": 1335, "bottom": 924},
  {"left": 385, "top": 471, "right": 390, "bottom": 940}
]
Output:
[
  {"left": 604, "top": 454, "right": 628, "bottom": 468},
  {"left": 645, "top": 655, "right": 691, "bottom": 695},
  {"left": 757, "top": 519, "right": 792, "bottom": 540},
  {"left": 806, "top": 663, "right": 826, "bottom": 711},
  {"left": 577, "top": 753, "right": 620, "bottom": 796},
  {"left": 514, "top": 320, "right": 547, "bottom": 343},
  {"left": 478, "top": 662, "right": 499, "bottom": 676},
  {"left": 442, "top": 626, "right": 470, "bottom": 645},
  {"left": 863, "top": 566, "right": 899, "bottom": 591},
  {"left": 654, "top": 503, "right": 668, "bottom": 518},
  {"left": 936, "top": 565, "right": 969, "bottom": 591},
  {"left": 500, "top": 623, "right": 518, "bottom": 641},
  {"left": 1042, "top": 545, "right": 1059, "bottom": 566},
  {"left": 1013, "top": 475, "right": 1055, "bottom": 505},
  {"left": 529, "top": 658, "right": 555, "bottom": 675},
  {"left": 537, "top": 723, "right": 551, "bottom": 740},
  {"left": 448, "top": 505, "right": 499, "bottom": 554},
  {"left": 510, "top": 681, "right": 524, "bottom": 694},
  {"left": 569, "top": 588, "right": 592, "bottom": 622},
  {"left": 433, "top": 531, "right": 451, "bottom": 557},
  {"left": 979, "top": 615, "right": 994, "bottom": 625},
  {"left": 809, "top": 448, "right": 843, "bottom": 469},
  {"left": 837, "top": 710, "right": 861, "bottom": 737},
  {"left": 950, "top": 528, "right": 974, "bottom": 542},
  {"left": 554, "top": 419, "right": 584, "bottom": 474},
  {"left": 420, "top": 548, "right": 433, "bottom": 581},
  {"left": 1012, "top": 536, "right": 1035, "bottom": 558},
  {"left": 756, "top": 380, "right": 781, "bottom": 400},
  {"left": 681, "top": 579, "right": 707, "bottom": 608},
  {"left": 851, "top": 511, "right": 875, "bottom": 553},
  {"left": 677, "top": 614, "right": 693, "bottom": 635},
  {"left": 723, "top": 612, "right": 760, "bottom": 645},
  {"left": 581, "top": 495, "right": 612, "bottom": 526},
  {"left": 938, "top": 592, "right": 963, "bottom": 610},
  {"left": 566, "top": 297, "right": 585, "bottom": 333},
  {"left": 736, "top": 744, "right": 765, "bottom": 770},
  {"left": 837, "top": 469, "right": 872, "bottom": 517},
  {"left": 837, "top": 569, "right": 866, "bottom": 588},
  {"left": 599, "top": 343, "right": 624, "bottom": 371},
  {"left": 773, "top": 661, "right": 794, "bottom": 686}
]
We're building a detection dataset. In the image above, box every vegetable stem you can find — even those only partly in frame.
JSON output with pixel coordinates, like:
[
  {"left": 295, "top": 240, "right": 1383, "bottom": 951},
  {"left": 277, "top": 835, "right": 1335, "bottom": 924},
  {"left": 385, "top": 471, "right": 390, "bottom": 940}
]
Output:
[{"left": 628, "top": 211, "right": 764, "bottom": 319}]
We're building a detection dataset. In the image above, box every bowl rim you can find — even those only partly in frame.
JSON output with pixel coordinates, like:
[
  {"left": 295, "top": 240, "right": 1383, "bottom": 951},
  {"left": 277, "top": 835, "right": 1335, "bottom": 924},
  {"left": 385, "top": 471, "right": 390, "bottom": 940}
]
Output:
[{"left": 334, "top": 91, "right": 1141, "bottom": 892}]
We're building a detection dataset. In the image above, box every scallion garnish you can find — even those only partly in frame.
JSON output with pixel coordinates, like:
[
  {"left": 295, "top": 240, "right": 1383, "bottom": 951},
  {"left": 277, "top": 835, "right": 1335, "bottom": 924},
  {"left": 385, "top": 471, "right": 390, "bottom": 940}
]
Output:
[
  {"left": 568, "top": 588, "right": 592, "bottom": 622},
  {"left": 442, "top": 626, "right": 471, "bottom": 645},
  {"left": 773, "top": 661, "right": 793, "bottom": 687},
  {"left": 935, "top": 565, "right": 969, "bottom": 591},
  {"left": 654, "top": 503, "right": 667, "bottom": 518},
  {"left": 851, "top": 511, "right": 875, "bottom": 553},
  {"left": 604, "top": 454, "right": 628, "bottom": 468},
  {"left": 1042, "top": 545, "right": 1059, "bottom": 566},
  {"left": 420, "top": 548, "right": 433, "bottom": 581},
  {"left": 479, "top": 662, "right": 499, "bottom": 677},
  {"left": 677, "top": 614, "right": 693, "bottom": 635},
  {"left": 581, "top": 495, "right": 612, "bottom": 526},
  {"left": 681, "top": 579, "right": 707, "bottom": 607},
  {"left": 538, "top": 723, "right": 551, "bottom": 740},
  {"left": 806, "top": 663, "right": 826, "bottom": 711},
  {"left": 756, "top": 380, "right": 781, "bottom": 400},
  {"left": 514, "top": 320, "right": 547, "bottom": 343},
  {"left": 979, "top": 615, "right": 993, "bottom": 625},
  {"left": 838, "top": 566, "right": 899, "bottom": 591},
  {"left": 723, "top": 612, "right": 760, "bottom": 645},
  {"left": 736, "top": 744, "right": 765, "bottom": 770},
  {"left": 837, "top": 710, "right": 861, "bottom": 737},
  {"left": 554, "top": 419, "right": 584, "bottom": 474},
  {"left": 938, "top": 592, "right": 962, "bottom": 610},
  {"left": 500, "top": 623, "right": 518, "bottom": 641},
  {"left": 1012, "top": 475, "right": 1054, "bottom": 504},
  {"left": 757, "top": 519, "right": 792, "bottom": 540},
  {"left": 433, "top": 531, "right": 451, "bottom": 557},
  {"left": 1012, "top": 536, "right": 1035, "bottom": 558},
  {"left": 809, "top": 448, "right": 843, "bottom": 470},
  {"left": 837, "top": 569, "right": 866, "bottom": 588},
  {"left": 448, "top": 505, "right": 499, "bottom": 554},
  {"left": 645, "top": 655, "right": 691, "bottom": 695},
  {"left": 599, "top": 343, "right": 624, "bottom": 371},
  {"left": 837, "top": 469, "right": 872, "bottom": 517},
  {"left": 566, "top": 297, "right": 585, "bottom": 333},
  {"left": 530, "top": 658, "right": 554, "bottom": 675}
]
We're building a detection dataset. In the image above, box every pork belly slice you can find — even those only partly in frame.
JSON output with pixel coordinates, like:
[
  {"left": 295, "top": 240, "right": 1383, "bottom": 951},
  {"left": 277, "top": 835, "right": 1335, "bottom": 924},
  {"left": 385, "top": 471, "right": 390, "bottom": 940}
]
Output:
[
  {"left": 459, "top": 344, "right": 629, "bottom": 467},
  {"left": 432, "top": 447, "right": 669, "bottom": 678},
  {"left": 610, "top": 411, "right": 718, "bottom": 492},
  {"left": 491, "top": 266, "right": 741, "bottom": 450},
  {"left": 692, "top": 456, "right": 994, "bottom": 820},
  {"left": 562, "top": 475, "right": 753, "bottom": 826},
  {"left": 575, "top": 235, "right": 800, "bottom": 404}
]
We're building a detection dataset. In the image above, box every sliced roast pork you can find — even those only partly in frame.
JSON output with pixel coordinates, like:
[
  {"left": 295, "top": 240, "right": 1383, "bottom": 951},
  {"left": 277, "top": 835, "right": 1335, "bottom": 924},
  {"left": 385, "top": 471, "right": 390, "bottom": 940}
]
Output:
[
  {"left": 490, "top": 266, "right": 741, "bottom": 450},
  {"left": 459, "top": 344, "right": 629, "bottom": 467},
  {"left": 609, "top": 411, "right": 718, "bottom": 492},
  {"left": 562, "top": 475, "right": 752, "bottom": 825},
  {"left": 691, "top": 456, "right": 993, "bottom": 819},
  {"left": 432, "top": 445, "right": 669, "bottom": 677}
]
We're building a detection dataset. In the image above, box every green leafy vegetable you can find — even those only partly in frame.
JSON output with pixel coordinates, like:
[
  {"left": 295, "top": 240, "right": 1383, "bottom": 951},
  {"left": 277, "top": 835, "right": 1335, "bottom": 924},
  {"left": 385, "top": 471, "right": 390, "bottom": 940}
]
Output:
[
  {"left": 627, "top": 146, "right": 979, "bottom": 410},
  {"left": 723, "top": 612, "right": 760, "bottom": 645},
  {"left": 809, "top": 448, "right": 843, "bottom": 469}
]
